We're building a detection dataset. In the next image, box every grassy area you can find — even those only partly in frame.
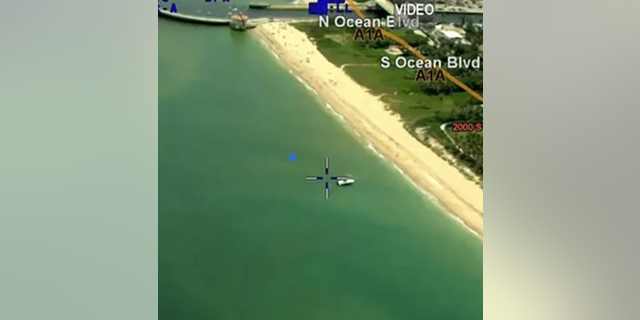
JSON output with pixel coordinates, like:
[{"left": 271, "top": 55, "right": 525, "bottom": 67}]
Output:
[
  {"left": 293, "top": 22, "right": 482, "bottom": 179},
  {"left": 295, "top": 24, "right": 468, "bottom": 125}
]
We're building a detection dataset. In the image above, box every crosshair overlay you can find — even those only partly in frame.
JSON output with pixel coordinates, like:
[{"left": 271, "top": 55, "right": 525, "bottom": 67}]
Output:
[{"left": 306, "top": 157, "right": 349, "bottom": 199}]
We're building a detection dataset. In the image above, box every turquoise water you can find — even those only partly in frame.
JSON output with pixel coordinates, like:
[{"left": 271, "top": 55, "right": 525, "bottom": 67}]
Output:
[{"left": 159, "top": 13, "right": 482, "bottom": 320}]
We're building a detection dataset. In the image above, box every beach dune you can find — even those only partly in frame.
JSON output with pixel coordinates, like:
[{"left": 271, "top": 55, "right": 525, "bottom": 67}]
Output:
[{"left": 255, "top": 22, "right": 484, "bottom": 237}]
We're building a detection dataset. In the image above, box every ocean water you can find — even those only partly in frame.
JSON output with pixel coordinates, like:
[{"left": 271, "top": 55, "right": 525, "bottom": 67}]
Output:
[{"left": 159, "top": 12, "right": 482, "bottom": 320}]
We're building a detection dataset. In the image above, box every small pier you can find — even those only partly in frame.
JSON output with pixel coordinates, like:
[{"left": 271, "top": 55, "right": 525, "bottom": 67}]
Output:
[
  {"left": 158, "top": 11, "right": 229, "bottom": 25},
  {"left": 158, "top": 10, "right": 313, "bottom": 29}
]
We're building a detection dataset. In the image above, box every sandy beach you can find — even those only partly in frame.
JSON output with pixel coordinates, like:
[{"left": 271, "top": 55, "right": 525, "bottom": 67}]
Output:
[{"left": 254, "top": 22, "right": 484, "bottom": 238}]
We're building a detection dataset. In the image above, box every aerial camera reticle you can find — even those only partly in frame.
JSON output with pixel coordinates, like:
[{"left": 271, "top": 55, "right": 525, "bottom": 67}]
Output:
[{"left": 306, "top": 157, "right": 355, "bottom": 199}]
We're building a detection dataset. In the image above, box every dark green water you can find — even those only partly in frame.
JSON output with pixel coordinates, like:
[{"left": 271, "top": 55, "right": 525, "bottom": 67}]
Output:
[{"left": 159, "top": 16, "right": 482, "bottom": 320}]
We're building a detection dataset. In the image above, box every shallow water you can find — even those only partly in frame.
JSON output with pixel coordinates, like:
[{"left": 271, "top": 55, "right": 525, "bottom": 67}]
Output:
[{"left": 159, "top": 12, "right": 482, "bottom": 320}]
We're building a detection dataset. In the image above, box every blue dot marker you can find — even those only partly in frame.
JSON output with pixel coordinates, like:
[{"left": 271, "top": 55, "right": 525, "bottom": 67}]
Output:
[{"left": 289, "top": 154, "right": 297, "bottom": 161}]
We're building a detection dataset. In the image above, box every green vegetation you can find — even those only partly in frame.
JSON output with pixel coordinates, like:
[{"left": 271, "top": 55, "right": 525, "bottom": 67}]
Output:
[
  {"left": 293, "top": 22, "right": 484, "bottom": 180},
  {"left": 444, "top": 105, "right": 483, "bottom": 176}
]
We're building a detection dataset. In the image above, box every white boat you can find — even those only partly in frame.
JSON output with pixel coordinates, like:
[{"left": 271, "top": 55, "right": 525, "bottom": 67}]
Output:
[{"left": 337, "top": 177, "right": 355, "bottom": 186}]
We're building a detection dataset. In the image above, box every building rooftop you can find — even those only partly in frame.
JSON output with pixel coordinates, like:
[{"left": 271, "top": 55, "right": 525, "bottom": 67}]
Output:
[
  {"left": 231, "top": 14, "right": 248, "bottom": 21},
  {"left": 435, "top": 24, "right": 466, "bottom": 39},
  {"left": 385, "top": 46, "right": 404, "bottom": 56},
  {"left": 441, "top": 30, "right": 464, "bottom": 39}
]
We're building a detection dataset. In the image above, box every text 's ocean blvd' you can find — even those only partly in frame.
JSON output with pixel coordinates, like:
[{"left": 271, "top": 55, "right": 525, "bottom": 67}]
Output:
[
  {"left": 159, "top": 13, "right": 482, "bottom": 320},
  {"left": 159, "top": 2, "right": 483, "bottom": 318}
]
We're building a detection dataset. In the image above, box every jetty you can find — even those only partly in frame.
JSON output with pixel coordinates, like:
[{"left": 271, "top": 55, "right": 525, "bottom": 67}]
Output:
[
  {"left": 158, "top": 10, "right": 229, "bottom": 25},
  {"left": 158, "top": 10, "right": 313, "bottom": 28}
]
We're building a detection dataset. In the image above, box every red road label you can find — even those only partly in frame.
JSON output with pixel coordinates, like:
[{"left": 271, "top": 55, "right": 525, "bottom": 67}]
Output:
[{"left": 452, "top": 122, "right": 483, "bottom": 132}]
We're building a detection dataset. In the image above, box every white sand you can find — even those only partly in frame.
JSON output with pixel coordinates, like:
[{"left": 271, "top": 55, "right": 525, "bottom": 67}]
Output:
[{"left": 255, "top": 22, "right": 484, "bottom": 238}]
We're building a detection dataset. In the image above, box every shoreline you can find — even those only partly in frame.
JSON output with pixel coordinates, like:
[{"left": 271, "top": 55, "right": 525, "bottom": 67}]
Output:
[{"left": 254, "top": 22, "right": 483, "bottom": 239}]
